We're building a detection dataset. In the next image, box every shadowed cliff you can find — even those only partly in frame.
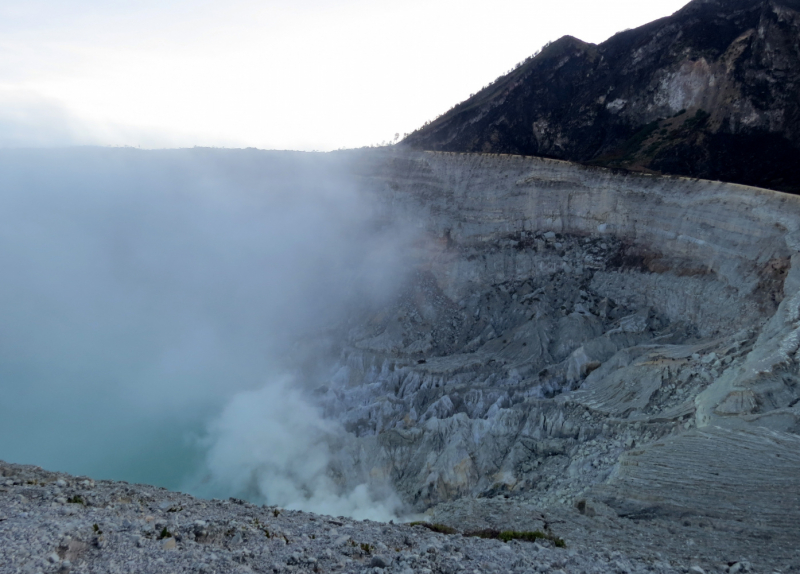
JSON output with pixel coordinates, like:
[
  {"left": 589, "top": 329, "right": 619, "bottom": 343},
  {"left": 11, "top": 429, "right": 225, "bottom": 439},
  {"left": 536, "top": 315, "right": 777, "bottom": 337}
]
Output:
[{"left": 403, "top": 0, "right": 800, "bottom": 194}]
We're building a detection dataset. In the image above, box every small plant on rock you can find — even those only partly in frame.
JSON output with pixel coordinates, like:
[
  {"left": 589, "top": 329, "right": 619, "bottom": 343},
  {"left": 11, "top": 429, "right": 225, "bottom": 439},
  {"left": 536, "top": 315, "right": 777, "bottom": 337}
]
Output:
[
  {"left": 465, "top": 528, "right": 565, "bottom": 547},
  {"left": 408, "top": 522, "right": 458, "bottom": 535}
]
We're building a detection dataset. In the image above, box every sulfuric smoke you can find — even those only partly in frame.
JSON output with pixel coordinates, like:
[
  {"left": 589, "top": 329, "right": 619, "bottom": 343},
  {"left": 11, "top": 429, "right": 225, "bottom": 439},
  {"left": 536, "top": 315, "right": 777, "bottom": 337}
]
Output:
[
  {"left": 0, "top": 147, "right": 411, "bottom": 519},
  {"left": 198, "top": 377, "right": 402, "bottom": 521}
]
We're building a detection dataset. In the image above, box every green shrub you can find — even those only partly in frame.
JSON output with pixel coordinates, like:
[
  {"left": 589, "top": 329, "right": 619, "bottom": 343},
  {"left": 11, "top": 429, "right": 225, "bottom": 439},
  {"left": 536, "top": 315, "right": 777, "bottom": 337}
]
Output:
[
  {"left": 404, "top": 521, "right": 566, "bottom": 548},
  {"left": 408, "top": 522, "right": 458, "bottom": 535},
  {"left": 465, "top": 528, "right": 565, "bottom": 547}
]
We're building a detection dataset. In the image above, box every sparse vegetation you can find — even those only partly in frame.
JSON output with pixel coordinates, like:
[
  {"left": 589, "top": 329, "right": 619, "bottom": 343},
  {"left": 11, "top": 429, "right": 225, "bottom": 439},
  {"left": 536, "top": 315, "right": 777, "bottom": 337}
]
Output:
[
  {"left": 254, "top": 517, "right": 271, "bottom": 537},
  {"left": 684, "top": 109, "right": 710, "bottom": 129},
  {"left": 346, "top": 539, "right": 373, "bottom": 554},
  {"left": 465, "top": 528, "right": 566, "bottom": 547},
  {"left": 625, "top": 121, "right": 661, "bottom": 154},
  {"left": 67, "top": 495, "right": 84, "bottom": 505},
  {"left": 406, "top": 522, "right": 565, "bottom": 547},
  {"left": 158, "top": 526, "right": 172, "bottom": 540},
  {"left": 408, "top": 521, "right": 458, "bottom": 534}
]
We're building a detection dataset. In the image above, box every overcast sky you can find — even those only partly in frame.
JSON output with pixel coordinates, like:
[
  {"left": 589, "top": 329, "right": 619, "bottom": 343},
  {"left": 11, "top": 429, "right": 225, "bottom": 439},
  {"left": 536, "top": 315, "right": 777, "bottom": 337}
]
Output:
[{"left": 0, "top": 0, "right": 690, "bottom": 150}]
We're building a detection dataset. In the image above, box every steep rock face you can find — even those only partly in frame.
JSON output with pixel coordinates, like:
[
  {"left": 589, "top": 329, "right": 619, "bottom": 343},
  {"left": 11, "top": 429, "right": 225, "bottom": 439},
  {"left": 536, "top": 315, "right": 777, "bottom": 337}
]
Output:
[
  {"left": 299, "top": 150, "right": 800, "bottom": 554},
  {"left": 402, "top": 0, "right": 800, "bottom": 193}
]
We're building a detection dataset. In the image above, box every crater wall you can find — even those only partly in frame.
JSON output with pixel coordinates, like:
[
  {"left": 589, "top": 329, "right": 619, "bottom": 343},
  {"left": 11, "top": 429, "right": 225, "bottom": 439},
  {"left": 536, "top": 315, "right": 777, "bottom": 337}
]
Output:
[{"left": 313, "top": 150, "right": 800, "bottom": 540}]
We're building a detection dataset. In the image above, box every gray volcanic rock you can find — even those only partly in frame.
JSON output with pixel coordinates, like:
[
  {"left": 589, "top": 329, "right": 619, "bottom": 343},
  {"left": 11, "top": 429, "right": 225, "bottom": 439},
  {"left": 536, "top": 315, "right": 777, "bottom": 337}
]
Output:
[
  {"left": 0, "top": 460, "right": 692, "bottom": 574},
  {"left": 592, "top": 425, "right": 800, "bottom": 524},
  {"left": 295, "top": 148, "right": 800, "bottom": 570},
  {"left": 402, "top": 0, "right": 800, "bottom": 193}
]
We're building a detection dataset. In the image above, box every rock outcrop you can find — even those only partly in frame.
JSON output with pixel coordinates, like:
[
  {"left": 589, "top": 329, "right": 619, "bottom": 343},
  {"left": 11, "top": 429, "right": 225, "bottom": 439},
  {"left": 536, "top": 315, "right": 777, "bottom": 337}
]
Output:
[
  {"left": 402, "top": 0, "right": 800, "bottom": 194},
  {"left": 290, "top": 148, "right": 800, "bottom": 570},
  {"left": 2, "top": 460, "right": 646, "bottom": 574}
]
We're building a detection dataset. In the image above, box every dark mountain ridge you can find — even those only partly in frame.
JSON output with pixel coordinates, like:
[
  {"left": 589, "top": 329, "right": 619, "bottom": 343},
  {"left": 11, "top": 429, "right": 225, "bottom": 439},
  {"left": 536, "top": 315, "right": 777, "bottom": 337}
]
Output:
[{"left": 403, "top": 0, "right": 800, "bottom": 193}]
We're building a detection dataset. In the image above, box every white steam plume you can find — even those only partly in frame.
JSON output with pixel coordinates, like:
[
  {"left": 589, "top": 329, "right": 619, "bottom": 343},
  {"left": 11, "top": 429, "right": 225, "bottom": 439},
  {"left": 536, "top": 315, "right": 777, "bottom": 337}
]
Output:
[
  {"left": 199, "top": 377, "right": 402, "bottom": 521},
  {"left": 0, "top": 147, "right": 412, "bottom": 519}
]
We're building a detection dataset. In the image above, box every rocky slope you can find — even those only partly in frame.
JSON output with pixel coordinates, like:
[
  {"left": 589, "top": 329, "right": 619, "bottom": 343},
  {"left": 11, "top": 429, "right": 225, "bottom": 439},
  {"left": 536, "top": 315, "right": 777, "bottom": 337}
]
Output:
[
  {"left": 402, "top": 0, "right": 800, "bottom": 194},
  {"left": 3, "top": 460, "right": 679, "bottom": 574},
  {"left": 299, "top": 148, "right": 800, "bottom": 571}
]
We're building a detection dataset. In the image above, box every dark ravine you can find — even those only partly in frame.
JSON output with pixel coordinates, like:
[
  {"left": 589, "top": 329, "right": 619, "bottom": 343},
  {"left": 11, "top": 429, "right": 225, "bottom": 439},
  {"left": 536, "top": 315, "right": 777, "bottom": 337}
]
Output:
[{"left": 402, "top": 0, "right": 800, "bottom": 194}]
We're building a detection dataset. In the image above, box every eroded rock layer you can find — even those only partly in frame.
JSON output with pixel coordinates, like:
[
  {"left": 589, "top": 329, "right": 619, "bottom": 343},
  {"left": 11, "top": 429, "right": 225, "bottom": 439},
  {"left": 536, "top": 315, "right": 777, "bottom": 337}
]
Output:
[{"left": 304, "top": 149, "right": 800, "bottom": 567}]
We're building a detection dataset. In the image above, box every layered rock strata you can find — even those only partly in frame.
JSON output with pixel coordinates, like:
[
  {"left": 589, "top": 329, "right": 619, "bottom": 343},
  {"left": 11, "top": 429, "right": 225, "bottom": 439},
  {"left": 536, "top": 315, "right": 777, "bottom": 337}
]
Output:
[{"left": 300, "top": 149, "right": 800, "bottom": 569}]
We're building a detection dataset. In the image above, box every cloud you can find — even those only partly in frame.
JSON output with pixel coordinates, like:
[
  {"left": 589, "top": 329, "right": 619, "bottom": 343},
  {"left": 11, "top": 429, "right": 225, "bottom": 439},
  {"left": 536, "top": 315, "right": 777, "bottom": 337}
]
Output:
[
  {"left": 0, "top": 90, "right": 88, "bottom": 147},
  {"left": 0, "top": 89, "right": 226, "bottom": 148}
]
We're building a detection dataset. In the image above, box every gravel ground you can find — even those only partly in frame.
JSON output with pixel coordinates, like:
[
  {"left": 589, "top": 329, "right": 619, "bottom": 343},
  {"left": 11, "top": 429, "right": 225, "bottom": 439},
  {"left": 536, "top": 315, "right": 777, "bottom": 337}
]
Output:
[{"left": 0, "top": 461, "right": 695, "bottom": 574}]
